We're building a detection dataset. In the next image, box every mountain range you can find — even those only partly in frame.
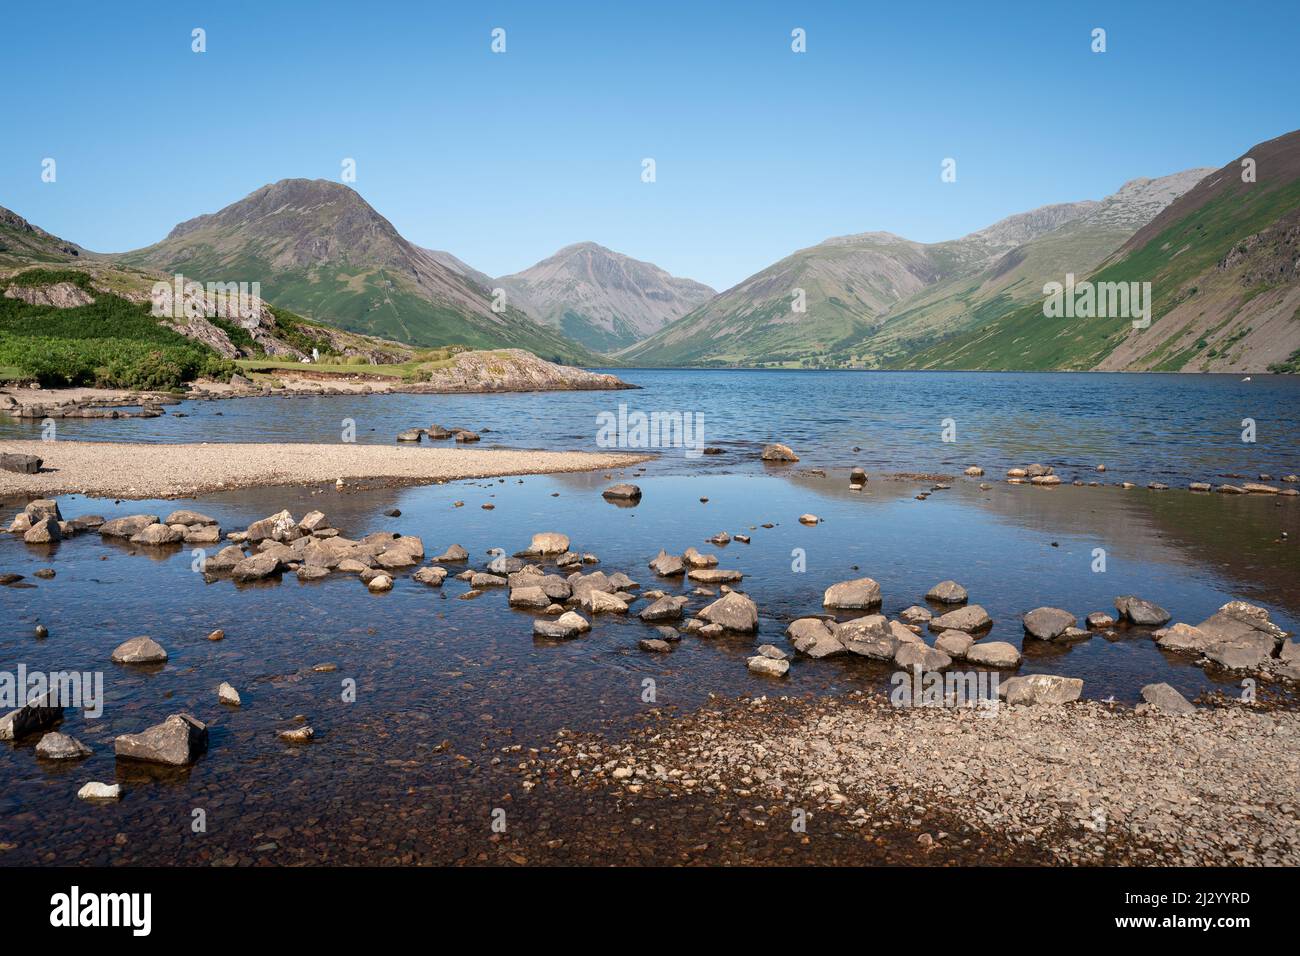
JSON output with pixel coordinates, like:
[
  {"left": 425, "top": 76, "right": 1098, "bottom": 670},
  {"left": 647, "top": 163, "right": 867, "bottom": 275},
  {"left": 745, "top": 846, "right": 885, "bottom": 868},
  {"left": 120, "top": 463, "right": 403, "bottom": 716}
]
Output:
[{"left": 3, "top": 127, "right": 1298, "bottom": 372}]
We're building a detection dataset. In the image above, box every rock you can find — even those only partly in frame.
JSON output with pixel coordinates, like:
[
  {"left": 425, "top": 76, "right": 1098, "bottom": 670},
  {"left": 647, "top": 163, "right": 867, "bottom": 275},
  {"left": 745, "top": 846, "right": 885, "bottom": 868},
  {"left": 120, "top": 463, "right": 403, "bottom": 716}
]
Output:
[
  {"left": 508, "top": 571, "right": 571, "bottom": 600},
  {"left": 965, "top": 641, "right": 1021, "bottom": 668},
  {"left": 682, "top": 547, "right": 717, "bottom": 568},
  {"left": 556, "top": 611, "right": 590, "bottom": 633},
  {"left": 638, "top": 639, "right": 672, "bottom": 653},
  {"left": 1195, "top": 600, "right": 1286, "bottom": 647},
  {"left": 602, "top": 484, "right": 642, "bottom": 501},
  {"left": 1280, "top": 640, "right": 1299, "bottom": 664},
  {"left": 850, "top": 467, "right": 868, "bottom": 485},
  {"left": 963, "top": 466, "right": 984, "bottom": 477},
  {"left": 929, "top": 604, "right": 992, "bottom": 633},
  {"left": 648, "top": 550, "right": 686, "bottom": 577},
  {"left": 1140, "top": 682, "right": 1195, "bottom": 714},
  {"left": 110, "top": 636, "right": 168, "bottom": 664},
  {"left": 894, "top": 642, "right": 952, "bottom": 671},
  {"left": 1203, "top": 634, "right": 1276, "bottom": 670},
  {"left": 798, "top": 514, "right": 820, "bottom": 525},
  {"left": 232, "top": 551, "right": 282, "bottom": 582},
  {"left": 115, "top": 713, "right": 208, "bottom": 766},
  {"left": 1156, "top": 622, "right": 1212, "bottom": 653},
  {"left": 534, "top": 616, "right": 584, "bottom": 639},
  {"left": 35, "top": 731, "right": 91, "bottom": 760},
  {"left": 687, "top": 568, "right": 743, "bottom": 584},
  {"left": 640, "top": 595, "right": 688, "bottom": 621},
  {"left": 279, "top": 726, "right": 314, "bottom": 743},
  {"left": 454, "top": 430, "right": 480, "bottom": 442},
  {"left": 217, "top": 682, "right": 241, "bottom": 706},
  {"left": 760, "top": 443, "right": 799, "bottom": 462},
  {"left": 698, "top": 591, "right": 758, "bottom": 632},
  {"left": 1030, "top": 474, "right": 1062, "bottom": 486},
  {"left": 1086, "top": 611, "right": 1116, "bottom": 629},
  {"left": 185, "top": 525, "right": 222, "bottom": 544},
  {"left": 99, "top": 514, "right": 161, "bottom": 538},
  {"left": 748, "top": 656, "right": 789, "bottom": 677},
  {"left": 434, "top": 544, "right": 469, "bottom": 562},
  {"left": 129, "top": 522, "right": 183, "bottom": 545},
  {"left": 899, "top": 605, "right": 933, "bottom": 625},
  {"left": 396, "top": 428, "right": 423, "bottom": 442},
  {"left": 1, "top": 452, "right": 43, "bottom": 473},
  {"left": 1114, "top": 595, "right": 1171, "bottom": 626},
  {"left": 934, "top": 630, "right": 974, "bottom": 659},
  {"left": 66, "top": 514, "right": 104, "bottom": 533},
  {"left": 412, "top": 566, "right": 448, "bottom": 586},
  {"left": 822, "top": 577, "right": 882, "bottom": 610},
  {"left": 23, "top": 499, "right": 61, "bottom": 522},
  {"left": 245, "top": 509, "right": 298, "bottom": 544},
  {"left": 486, "top": 555, "right": 525, "bottom": 575},
  {"left": 1243, "top": 483, "right": 1279, "bottom": 494},
  {"left": 1216, "top": 484, "right": 1246, "bottom": 494},
  {"left": 0, "top": 691, "right": 64, "bottom": 741},
  {"left": 164, "top": 509, "right": 217, "bottom": 526},
  {"left": 298, "top": 510, "right": 328, "bottom": 533},
  {"left": 756, "top": 644, "right": 788, "bottom": 660},
  {"left": 925, "top": 580, "right": 968, "bottom": 604},
  {"left": 1003, "top": 674, "right": 1082, "bottom": 705},
  {"left": 787, "top": 618, "right": 845, "bottom": 658},
  {"left": 528, "top": 531, "right": 570, "bottom": 555},
  {"left": 23, "top": 517, "right": 61, "bottom": 544},
  {"left": 835, "top": 615, "right": 896, "bottom": 659},
  {"left": 205, "top": 545, "right": 246, "bottom": 571},
  {"left": 1025, "top": 464, "right": 1054, "bottom": 478},
  {"left": 367, "top": 574, "right": 394, "bottom": 592},
  {"left": 1023, "top": 607, "right": 1077, "bottom": 641},
  {"left": 509, "top": 585, "right": 552, "bottom": 609},
  {"left": 583, "top": 590, "right": 628, "bottom": 614},
  {"left": 1189, "top": 482, "right": 1211, "bottom": 492},
  {"left": 77, "top": 782, "right": 122, "bottom": 801}
]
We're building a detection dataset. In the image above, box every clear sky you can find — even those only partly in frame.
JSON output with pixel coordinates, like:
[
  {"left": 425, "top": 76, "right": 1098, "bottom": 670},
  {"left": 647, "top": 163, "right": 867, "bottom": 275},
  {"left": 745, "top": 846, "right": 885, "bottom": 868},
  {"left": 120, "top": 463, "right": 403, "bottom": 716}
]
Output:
[{"left": 2, "top": 0, "right": 1296, "bottom": 291}]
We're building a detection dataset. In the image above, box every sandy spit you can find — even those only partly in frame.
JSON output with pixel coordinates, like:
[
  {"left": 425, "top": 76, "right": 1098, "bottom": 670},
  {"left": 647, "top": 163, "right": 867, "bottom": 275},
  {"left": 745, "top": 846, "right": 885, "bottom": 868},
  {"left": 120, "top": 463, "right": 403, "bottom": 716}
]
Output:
[{"left": 0, "top": 439, "right": 651, "bottom": 499}]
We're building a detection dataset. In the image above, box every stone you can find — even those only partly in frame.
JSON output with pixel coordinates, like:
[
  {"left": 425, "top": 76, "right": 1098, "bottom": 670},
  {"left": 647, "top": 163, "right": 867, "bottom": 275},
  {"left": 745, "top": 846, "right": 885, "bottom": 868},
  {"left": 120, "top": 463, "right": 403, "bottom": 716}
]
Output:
[
  {"left": 367, "top": 574, "right": 394, "bottom": 592},
  {"left": 1189, "top": 482, "right": 1211, "bottom": 492},
  {"left": 396, "top": 428, "right": 423, "bottom": 442},
  {"left": 1023, "top": 607, "right": 1077, "bottom": 641},
  {"left": 965, "top": 641, "right": 1021, "bottom": 668},
  {"left": 1025, "top": 464, "right": 1054, "bottom": 478},
  {"left": 412, "top": 566, "right": 448, "bottom": 586},
  {"left": 1195, "top": 600, "right": 1286, "bottom": 647},
  {"left": 934, "top": 631, "right": 974, "bottom": 659},
  {"left": 756, "top": 644, "right": 788, "bottom": 660},
  {"left": 115, "top": 713, "right": 208, "bottom": 766},
  {"left": 508, "top": 585, "right": 552, "bottom": 609},
  {"left": 1140, "top": 682, "right": 1195, "bottom": 714},
  {"left": 528, "top": 531, "right": 570, "bottom": 555},
  {"left": 164, "top": 509, "right": 216, "bottom": 526},
  {"left": 1156, "top": 622, "right": 1212, "bottom": 653},
  {"left": 929, "top": 604, "right": 992, "bottom": 633},
  {"left": 232, "top": 551, "right": 282, "bottom": 582},
  {"left": 0, "top": 691, "right": 64, "bottom": 741},
  {"left": 748, "top": 656, "right": 789, "bottom": 677},
  {"left": 760, "top": 443, "right": 799, "bottom": 462},
  {"left": 787, "top": 618, "right": 845, "bottom": 658},
  {"left": 218, "top": 682, "right": 241, "bottom": 706},
  {"left": 1243, "top": 483, "right": 1279, "bottom": 494},
  {"left": 925, "top": 580, "right": 968, "bottom": 604},
  {"left": 454, "top": 430, "right": 480, "bottom": 443},
  {"left": 23, "top": 517, "right": 61, "bottom": 544},
  {"left": 99, "top": 514, "right": 160, "bottom": 538},
  {"left": 638, "top": 639, "right": 672, "bottom": 653},
  {"left": 585, "top": 590, "right": 629, "bottom": 614},
  {"left": 0, "top": 452, "right": 42, "bottom": 474},
  {"left": 894, "top": 642, "right": 952, "bottom": 671},
  {"left": 298, "top": 510, "right": 328, "bottom": 533},
  {"left": 534, "top": 618, "right": 582, "bottom": 639},
  {"left": 640, "top": 595, "right": 688, "bottom": 621},
  {"left": 835, "top": 615, "right": 896, "bottom": 659},
  {"left": 279, "top": 726, "right": 315, "bottom": 743},
  {"left": 1085, "top": 611, "right": 1115, "bottom": 629},
  {"left": 850, "top": 467, "right": 869, "bottom": 485},
  {"left": 1203, "top": 634, "right": 1276, "bottom": 670},
  {"left": 1003, "top": 674, "right": 1082, "bottom": 706},
  {"left": 77, "top": 782, "right": 121, "bottom": 801},
  {"left": 1114, "top": 595, "right": 1171, "bottom": 626},
  {"left": 602, "top": 483, "right": 642, "bottom": 501},
  {"left": 698, "top": 591, "right": 758, "bottom": 632},
  {"left": 245, "top": 509, "right": 298, "bottom": 544},
  {"left": 185, "top": 525, "right": 222, "bottom": 544},
  {"left": 205, "top": 545, "right": 246, "bottom": 571},
  {"left": 822, "top": 577, "right": 882, "bottom": 610},
  {"left": 130, "top": 522, "right": 183, "bottom": 545},
  {"left": 899, "top": 605, "right": 932, "bottom": 625},
  {"left": 687, "top": 568, "right": 743, "bottom": 584},
  {"left": 24, "top": 499, "right": 61, "bottom": 522},
  {"left": 648, "top": 550, "right": 686, "bottom": 577},
  {"left": 35, "top": 731, "right": 91, "bottom": 760},
  {"left": 682, "top": 547, "right": 717, "bottom": 568},
  {"left": 434, "top": 544, "right": 469, "bottom": 562},
  {"left": 798, "top": 514, "right": 820, "bottom": 525},
  {"left": 963, "top": 466, "right": 983, "bottom": 477},
  {"left": 110, "top": 636, "right": 167, "bottom": 664}
]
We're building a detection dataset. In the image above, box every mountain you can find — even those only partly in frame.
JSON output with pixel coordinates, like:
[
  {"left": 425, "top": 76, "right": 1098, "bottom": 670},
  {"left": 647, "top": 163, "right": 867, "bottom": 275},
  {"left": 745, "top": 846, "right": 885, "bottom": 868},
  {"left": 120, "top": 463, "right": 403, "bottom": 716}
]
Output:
[
  {"left": 0, "top": 207, "right": 87, "bottom": 267},
  {"left": 494, "top": 242, "right": 715, "bottom": 352},
  {"left": 115, "top": 179, "right": 602, "bottom": 365},
  {"left": 906, "top": 129, "right": 1300, "bottom": 372},
  {"left": 620, "top": 202, "right": 1098, "bottom": 366}
]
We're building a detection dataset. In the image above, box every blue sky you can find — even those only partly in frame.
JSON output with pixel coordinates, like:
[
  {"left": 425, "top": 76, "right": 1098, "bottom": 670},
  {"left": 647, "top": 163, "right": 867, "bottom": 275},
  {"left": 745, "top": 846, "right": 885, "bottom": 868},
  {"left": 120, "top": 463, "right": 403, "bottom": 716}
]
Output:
[{"left": 2, "top": 0, "right": 1296, "bottom": 290}]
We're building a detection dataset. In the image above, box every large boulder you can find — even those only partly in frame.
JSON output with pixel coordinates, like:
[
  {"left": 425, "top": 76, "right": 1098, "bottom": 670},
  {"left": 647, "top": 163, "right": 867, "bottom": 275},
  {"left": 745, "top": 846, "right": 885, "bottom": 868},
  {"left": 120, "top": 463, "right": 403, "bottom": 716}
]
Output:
[
  {"left": 245, "top": 509, "right": 299, "bottom": 544},
  {"left": 1139, "top": 682, "right": 1196, "bottom": 714},
  {"left": 110, "top": 636, "right": 168, "bottom": 664},
  {"left": 130, "top": 522, "right": 183, "bottom": 546},
  {"left": 24, "top": 499, "right": 61, "bottom": 522},
  {"left": 527, "top": 532, "right": 570, "bottom": 555},
  {"left": 934, "top": 630, "right": 974, "bottom": 659},
  {"left": 99, "top": 514, "right": 160, "bottom": 538},
  {"left": 698, "top": 591, "right": 758, "bottom": 632},
  {"left": 22, "top": 517, "right": 61, "bottom": 544},
  {"left": 925, "top": 580, "right": 968, "bottom": 604},
  {"left": 1023, "top": 607, "right": 1077, "bottom": 641},
  {"left": 1114, "top": 595, "right": 1172, "bottom": 626},
  {"left": 760, "top": 443, "right": 799, "bottom": 462},
  {"left": 231, "top": 551, "right": 282, "bottom": 583},
  {"left": 1003, "top": 674, "right": 1082, "bottom": 705},
  {"left": 205, "top": 545, "right": 247, "bottom": 572},
  {"left": 894, "top": 642, "right": 952, "bottom": 671},
  {"left": 508, "top": 586, "right": 552, "bottom": 609},
  {"left": 1195, "top": 600, "right": 1286, "bottom": 647},
  {"left": 929, "top": 605, "right": 992, "bottom": 634},
  {"left": 1203, "top": 634, "right": 1276, "bottom": 670},
  {"left": 0, "top": 452, "right": 42, "bottom": 474},
  {"left": 1155, "top": 622, "right": 1211, "bottom": 654},
  {"left": 786, "top": 618, "right": 845, "bottom": 658},
  {"left": 835, "top": 615, "right": 896, "bottom": 659},
  {"left": 965, "top": 641, "right": 1021, "bottom": 668},
  {"left": 822, "top": 577, "right": 882, "bottom": 610},
  {"left": 114, "top": 713, "right": 208, "bottom": 766}
]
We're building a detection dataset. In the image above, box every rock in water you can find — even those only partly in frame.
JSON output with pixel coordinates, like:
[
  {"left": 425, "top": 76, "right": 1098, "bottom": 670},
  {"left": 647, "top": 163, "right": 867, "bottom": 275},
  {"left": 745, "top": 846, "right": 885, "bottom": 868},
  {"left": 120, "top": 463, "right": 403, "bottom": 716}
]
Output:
[
  {"left": 640, "top": 595, "right": 688, "bottom": 621},
  {"left": 528, "top": 531, "right": 570, "bottom": 555},
  {"left": 964, "top": 641, "right": 1021, "bottom": 668},
  {"left": 412, "top": 566, "right": 448, "bottom": 586},
  {"left": 114, "top": 713, "right": 208, "bottom": 766},
  {"left": 760, "top": 443, "right": 799, "bottom": 462},
  {"left": 822, "top": 577, "right": 882, "bottom": 610},
  {"left": 602, "top": 483, "right": 642, "bottom": 501},
  {"left": 698, "top": 591, "right": 758, "bottom": 632},
  {"left": 218, "top": 682, "right": 241, "bottom": 706},
  {"left": 0, "top": 691, "right": 64, "bottom": 741},
  {"left": 36, "top": 731, "right": 92, "bottom": 760},
  {"left": 1114, "top": 595, "right": 1172, "bottom": 626},
  {"left": 1139, "top": 682, "right": 1196, "bottom": 714},
  {"left": 1022, "top": 607, "right": 1078, "bottom": 641},
  {"left": 928, "top": 605, "right": 992, "bottom": 633},
  {"left": 434, "top": 544, "right": 469, "bottom": 562},
  {"left": 396, "top": 428, "right": 423, "bottom": 442},
  {"left": 638, "top": 639, "right": 672, "bottom": 653},
  {"left": 99, "top": 514, "right": 160, "bottom": 538},
  {"left": 894, "top": 642, "right": 952, "bottom": 671},
  {"left": 78, "top": 781, "right": 122, "bottom": 801},
  {"left": 925, "top": 580, "right": 968, "bottom": 604},
  {"left": 786, "top": 618, "right": 845, "bottom": 658},
  {"left": 110, "top": 636, "right": 168, "bottom": 664},
  {"left": 747, "top": 656, "right": 789, "bottom": 677},
  {"left": 648, "top": 550, "right": 686, "bottom": 577},
  {"left": 279, "top": 726, "right": 314, "bottom": 743},
  {"left": 23, "top": 517, "right": 61, "bottom": 544},
  {"left": 934, "top": 631, "right": 975, "bottom": 659}
]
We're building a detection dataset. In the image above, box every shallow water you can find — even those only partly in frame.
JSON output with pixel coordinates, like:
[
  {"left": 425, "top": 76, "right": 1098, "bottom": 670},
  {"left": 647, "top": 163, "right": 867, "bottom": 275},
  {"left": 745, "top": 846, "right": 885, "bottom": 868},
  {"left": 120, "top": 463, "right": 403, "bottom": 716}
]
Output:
[{"left": 1, "top": 370, "right": 1298, "bottom": 864}]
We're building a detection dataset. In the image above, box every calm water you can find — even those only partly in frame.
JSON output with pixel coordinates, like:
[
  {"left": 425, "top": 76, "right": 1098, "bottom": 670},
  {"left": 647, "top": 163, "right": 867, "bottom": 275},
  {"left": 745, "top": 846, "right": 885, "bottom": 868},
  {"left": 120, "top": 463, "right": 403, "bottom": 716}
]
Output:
[{"left": 1, "top": 370, "right": 1298, "bottom": 864}]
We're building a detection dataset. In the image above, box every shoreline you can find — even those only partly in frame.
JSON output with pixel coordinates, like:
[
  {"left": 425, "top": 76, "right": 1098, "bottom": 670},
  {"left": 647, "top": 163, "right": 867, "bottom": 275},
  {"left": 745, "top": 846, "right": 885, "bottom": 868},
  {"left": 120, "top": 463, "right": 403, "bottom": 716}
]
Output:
[{"left": 0, "top": 439, "right": 651, "bottom": 499}]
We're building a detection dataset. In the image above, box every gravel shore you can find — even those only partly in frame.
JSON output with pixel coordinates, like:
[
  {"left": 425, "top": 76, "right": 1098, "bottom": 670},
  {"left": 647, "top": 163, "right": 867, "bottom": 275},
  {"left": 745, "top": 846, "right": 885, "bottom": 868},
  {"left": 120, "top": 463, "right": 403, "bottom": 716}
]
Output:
[
  {"left": 0, "top": 439, "right": 650, "bottom": 499},
  {"left": 530, "top": 693, "right": 1300, "bottom": 865}
]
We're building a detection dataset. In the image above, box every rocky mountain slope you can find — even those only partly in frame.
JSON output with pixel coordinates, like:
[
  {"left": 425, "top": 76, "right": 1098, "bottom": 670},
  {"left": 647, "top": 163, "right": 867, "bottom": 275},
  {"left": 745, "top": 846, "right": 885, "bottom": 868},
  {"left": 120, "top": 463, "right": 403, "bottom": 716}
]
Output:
[
  {"left": 494, "top": 242, "right": 714, "bottom": 352},
  {"left": 906, "top": 130, "right": 1300, "bottom": 372},
  {"left": 114, "top": 179, "right": 602, "bottom": 365}
]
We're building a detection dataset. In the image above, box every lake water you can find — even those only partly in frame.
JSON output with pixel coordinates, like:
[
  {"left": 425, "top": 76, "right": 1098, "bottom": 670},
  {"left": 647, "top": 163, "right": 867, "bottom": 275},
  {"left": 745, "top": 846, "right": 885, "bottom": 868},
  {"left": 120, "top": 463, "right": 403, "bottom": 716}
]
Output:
[{"left": 1, "top": 369, "right": 1298, "bottom": 864}]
